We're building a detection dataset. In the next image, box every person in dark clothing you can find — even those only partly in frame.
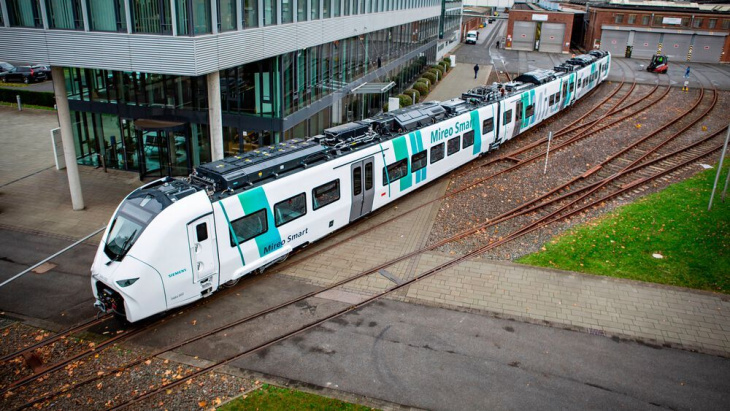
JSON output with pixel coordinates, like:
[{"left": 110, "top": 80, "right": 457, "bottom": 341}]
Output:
[
  {"left": 474, "top": 64, "right": 479, "bottom": 79},
  {"left": 377, "top": 56, "right": 382, "bottom": 68}
]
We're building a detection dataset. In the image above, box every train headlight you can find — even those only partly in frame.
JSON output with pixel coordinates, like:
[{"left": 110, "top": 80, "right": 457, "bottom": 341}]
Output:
[{"left": 116, "top": 278, "right": 139, "bottom": 287}]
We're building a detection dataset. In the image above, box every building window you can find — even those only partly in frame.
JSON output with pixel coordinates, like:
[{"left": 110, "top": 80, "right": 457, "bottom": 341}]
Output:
[
  {"left": 693, "top": 18, "right": 702, "bottom": 28},
  {"left": 723, "top": 19, "right": 730, "bottom": 30},
  {"left": 263, "top": 0, "right": 276, "bottom": 25},
  {"left": 681, "top": 18, "right": 690, "bottom": 27},
  {"left": 323, "top": 0, "right": 330, "bottom": 18},
  {"left": 87, "top": 0, "right": 127, "bottom": 32},
  {"left": 628, "top": 14, "right": 636, "bottom": 24},
  {"left": 46, "top": 0, "right": 84, "bottom": 30},
  {"left": 614, "top": 14, "right": 624, "bottom": 24},
  {"left": 243, "top": 0, "right": 257, "bottom": 28},
  {"left": 296, "top": 0, "right": 305, "bottom": 22},
  {"left": 218, "top": 0, "right": 236, "bottom": 31},
  {"left": 311, "top": 0, "right": 319, "bottom": 20},
  {"left": 333, "top": 0, "right": 339, "bottom": 17},
  {"left": 282, "top": 0, "right": 292, "bottom": 23},
  {"left": 653, "top": 16, "right": 662, "bottom": 26},
  {"left": 7, "top": 0, "right": 43, "bottom": 27},
  {"left": 708, "top": 18, "right": 717, "bottom": 29},
  {"left": 175, "top": 0, "right": 212, "bottom": 34},
  {"left": 131, "top": 0, "right": 172, "bottom": 34},
  {"left": 642, "top": 15, "right": 650, "bottom": 25}
]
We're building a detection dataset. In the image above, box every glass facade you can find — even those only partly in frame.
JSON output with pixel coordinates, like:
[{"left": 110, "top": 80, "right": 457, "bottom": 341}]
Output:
[
  {"left": 61, "top": 11, "right": 441, "bottom": 178},
  {"left": 87, "top": 0, "right": 127, "bottom": 32},
  {"left": 218, "top": 0, "right": 236, "bottom": 31},
  {"left": 131, "top": 0, "right": 172, "bottom": 34},
  {"left": 46, "top": 0, "right": 84, "bottom": 29},
  {"left": 7, "top": 0, "right": 43, "bottom": 27},
  {"left": 243, "top": 0, "right": 257, "bottom": 28}
]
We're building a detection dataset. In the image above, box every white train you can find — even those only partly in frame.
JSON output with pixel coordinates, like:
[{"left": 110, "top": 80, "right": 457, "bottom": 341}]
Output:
[{"left": 92, "top": 51, "right": 611, "bottom": 322}]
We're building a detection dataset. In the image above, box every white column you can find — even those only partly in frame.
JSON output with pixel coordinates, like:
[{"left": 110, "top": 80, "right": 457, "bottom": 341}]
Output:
[
  {"left": 1, "top": 0, "right": 10, "bottom": 27},
  {"left": 80, "top": 0, "right": 90, "bottom": 31},
  {"left": 170, "top": 0, "right": 178, "bottom": 36},
  {"left": 51, "top": 67, "right": 85, "bottom": 211},
  {"left": 38, "top": 0, "right": 49, "bottom": 29},
  {"left": 207, "top": 71, "right": 224, "bottom": 161},
  {"left": 124, "top": 0, "right": 133, "bottom": 33},
  {"left": 211, "top": 0, "right": 219, "bottom": 34}
]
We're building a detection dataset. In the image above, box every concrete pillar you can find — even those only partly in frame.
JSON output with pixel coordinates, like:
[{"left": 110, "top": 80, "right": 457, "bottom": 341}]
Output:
[
  {"left": 207, "top": 71, "right": 224, "bottom": 161},
  {"left": 51, "top": 66, "right": 85, "bottom": 211}
]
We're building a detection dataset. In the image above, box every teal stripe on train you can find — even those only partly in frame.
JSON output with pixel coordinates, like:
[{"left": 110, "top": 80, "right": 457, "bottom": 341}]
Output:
[
  {"left": 236, "top": 187, "right": 282, "bottom": 257},
  {"left": 409, "top": 131, "right": 427, "bottom": 183},
  {"left": 470, "top": 109, "right": 482, "bottom": 155},
  {"left": 392, "top": 136, "right": 412, "bottom": 191}
]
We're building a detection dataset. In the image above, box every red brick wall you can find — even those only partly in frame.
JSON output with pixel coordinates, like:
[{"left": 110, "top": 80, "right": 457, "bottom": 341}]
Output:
[
  {"left": 585, "top": 8, "right": 730, "bottom": 62},
  {"left": 506, "top": 10, "right": 575, "bottom": 53}
]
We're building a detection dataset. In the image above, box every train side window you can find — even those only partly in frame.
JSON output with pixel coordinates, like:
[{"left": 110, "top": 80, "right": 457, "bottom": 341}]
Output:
[
  {"left": 482, "top": 118, "right": 494, "bottom": 134},
  {"left": 503, "top": 109, "right": 512, "bottom": 124},
  {"left": 383, "top": 159, "right": 408, "bottom": 185},
  {"left": 196, "top": 223, "right": 208, "bottom": 242},
  {"left": 525, "top": 104, "right": 535, "bottom": 118},
  {"left": 463, "top": 131, "right": 474, "bottom": 149},
  {"left": 365, "top": 162, "right": 373, "bottom": 190},
  {"left": 562, "top": 83, "right": 567, "bottom": 98},
  {"left": 570, "top": 81, "right": 575, "bottom": 92},
  {"left": 274, "top": 193, "right": 306, "bottom": 227},
  {"left": 555, "top": 92, "right": 560, "bottom": 102},
  {"left": 313, "top": 179, "right": 340, "bottom": 210},
  {"left": 411, "top": 150, "right": 427, "bottom": 172},
  {"left": 516, "top": 102, "right": 523, "bottom": 120},
  {"left": 229, "top": 209, "right": 267, "bottom": 246},
  {"left": 430, "top": 143, "right": 445, "bottom": 163},
  {"left": 549, "top": 95, "right": 555, "bottom": 106},
  {"left": 447, "top": 136, "right": 461, "bottom": 156}
]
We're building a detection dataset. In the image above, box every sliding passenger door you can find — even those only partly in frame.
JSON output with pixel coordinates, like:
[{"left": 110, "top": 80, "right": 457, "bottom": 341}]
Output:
[{"left": 349, "top": 157, "right": 375, "bottom": 222}]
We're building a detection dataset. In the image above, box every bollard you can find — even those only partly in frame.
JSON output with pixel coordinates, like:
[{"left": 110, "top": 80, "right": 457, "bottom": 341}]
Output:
[{"left": 16, "top": 94, "right": 22, "bottom": 111}]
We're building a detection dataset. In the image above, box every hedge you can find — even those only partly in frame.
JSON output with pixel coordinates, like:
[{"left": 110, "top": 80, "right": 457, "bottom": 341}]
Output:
[
  {"left": 416, "top": 78, "right": 431, "bottom": 89},
  {"left": 397, "top": 94, "right": 413, "bottom": 107},
  {"left": 0, "top": 88, "right": 55, "bottom": 108},
  {"left": 441, "top": 58, "right": 452, "bottom": 70},
  {"left": 438, "top": 61, "right": 449, "bottom": 72},
  {"left": 412, "top": 82, "right": 429, "bottom": 97},
  {"left": 430, "top": 66, "right": 444, "bottom": 77},
  {"left": 403, "top": 88, "right": 420, "bottom": 102},
  {"left": 422, "top": 72, "right": 437, "bottom": 84}
]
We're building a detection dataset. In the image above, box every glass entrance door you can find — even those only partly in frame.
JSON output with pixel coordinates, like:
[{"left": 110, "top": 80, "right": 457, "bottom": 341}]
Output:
[{"left": 137, "top": 125, "right": 192, "bottom": 179}]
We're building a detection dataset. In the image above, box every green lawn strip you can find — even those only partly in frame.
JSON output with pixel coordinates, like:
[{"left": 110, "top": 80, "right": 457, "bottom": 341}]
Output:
[
  {"left": 220, "top": 384, "right": 376, "bottom": 411},
  {"left": 517, "top": 162, "right": 730, "bottom": 293}
]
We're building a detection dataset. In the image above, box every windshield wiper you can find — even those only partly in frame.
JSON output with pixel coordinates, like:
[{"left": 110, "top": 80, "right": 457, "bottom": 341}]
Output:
[{"left": 116, "top": 229, "right": 138, "bottom": 261}]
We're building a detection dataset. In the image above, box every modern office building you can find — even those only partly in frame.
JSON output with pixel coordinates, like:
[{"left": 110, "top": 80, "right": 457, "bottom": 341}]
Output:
[{"left": 0, "top": 0, "right": 462, "bottom": 180}]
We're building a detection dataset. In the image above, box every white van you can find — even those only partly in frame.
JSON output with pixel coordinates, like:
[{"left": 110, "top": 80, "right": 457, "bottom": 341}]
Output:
[{"left": 466, "top": 31, "right": 478, "bottom": 44}]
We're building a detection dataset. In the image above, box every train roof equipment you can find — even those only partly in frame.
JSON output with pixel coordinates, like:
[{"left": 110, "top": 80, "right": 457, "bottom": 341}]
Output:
[{"left": 513, "top": 69, "right": 557, "bottom": 85}]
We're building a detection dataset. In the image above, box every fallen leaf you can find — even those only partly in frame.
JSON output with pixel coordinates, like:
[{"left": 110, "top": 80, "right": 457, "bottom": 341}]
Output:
[{"left": 198, "top": 401, "right": 207, "bottom": 408}]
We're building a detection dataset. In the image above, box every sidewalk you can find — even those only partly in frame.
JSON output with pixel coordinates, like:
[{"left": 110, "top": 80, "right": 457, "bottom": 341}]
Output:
[
  {"left": 426, "top": 61, "right": 492, "bottom": 102},
  {"left": 0, "top": 105, "right": 142, "bottom": 240}
]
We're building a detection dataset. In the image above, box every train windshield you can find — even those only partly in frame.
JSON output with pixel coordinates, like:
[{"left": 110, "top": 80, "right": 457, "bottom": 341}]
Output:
[{"left": 104, "top": 191, "right": 165, "bottom": 261}]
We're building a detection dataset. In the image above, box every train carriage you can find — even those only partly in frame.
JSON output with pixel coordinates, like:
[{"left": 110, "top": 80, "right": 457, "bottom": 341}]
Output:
[{"left": 92, "top": 51, "right": 610, "bottom": 323}]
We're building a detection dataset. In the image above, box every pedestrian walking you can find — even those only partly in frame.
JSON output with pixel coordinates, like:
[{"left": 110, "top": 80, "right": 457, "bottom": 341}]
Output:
[
  {"left": 377, "top": 56, "right": 382, "bottom": 68},
  {"left": 684, "top": 66, "right": 691, "bottom": 79},
  {"left": 474, "top": 64, "right": 479, "bottom": 79},
  {"left": 496, "top": 40, "right": 500, "bottom": 48}
]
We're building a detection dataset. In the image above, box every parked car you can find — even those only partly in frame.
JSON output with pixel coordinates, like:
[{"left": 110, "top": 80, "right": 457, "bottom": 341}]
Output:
[
  {"left": 0, "top": 66, "right": 47, "bottom": 84},
  {"left": 0, "top": 61, "right": 14, "bottom": 74},
  {"left": 32, "top": 64, "right": 52, "bottom": 79}
]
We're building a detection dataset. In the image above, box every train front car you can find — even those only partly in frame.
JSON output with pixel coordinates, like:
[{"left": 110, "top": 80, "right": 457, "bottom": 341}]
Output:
[{"left": 91, "top": 178, "right": 215, "bottom": 322}]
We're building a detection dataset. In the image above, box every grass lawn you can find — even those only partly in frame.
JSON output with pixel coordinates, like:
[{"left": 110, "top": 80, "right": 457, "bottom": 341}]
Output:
[
  {"left": 517, "top": 162, "right": 730, "bottom": 293},
  {"left": 219, "top": 384, "right": 376, "bottom": 411}
]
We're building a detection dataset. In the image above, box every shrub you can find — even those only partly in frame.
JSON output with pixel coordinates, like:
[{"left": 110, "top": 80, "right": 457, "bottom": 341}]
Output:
[
  {"left": 416, "top": 78, "right": 431, "bottom": 89},
  {"left": 438, "top": 61, "right": 449, "bottom": 73},
  {"left": 431, "top": 65, "right": 444, "bottom": 76},
  {"left": 442, "top": 58, "right": 452, "bottom": 70},
  {"left": 413, "top": 82, "right": 429, "bottom": 97},
  {"left": 397, "top": 94, "right": 413, "bottom": 107},
  {"left": 0, "top": 89, "right": 55, "bottom": 108},
  {"left": 423, "top": 72, "right": 437, "bottom": 84},
  {"left": 403, "top": 88, "right": 420, "bottom": 102}
]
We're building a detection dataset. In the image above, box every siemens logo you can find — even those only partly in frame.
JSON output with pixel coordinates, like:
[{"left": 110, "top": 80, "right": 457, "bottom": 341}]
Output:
[
  {"left": 168, "top": 268, "right": 187, "bottom": 278},
  {"left": 430, "top": 119, "right": 473, "bottom": 144}
]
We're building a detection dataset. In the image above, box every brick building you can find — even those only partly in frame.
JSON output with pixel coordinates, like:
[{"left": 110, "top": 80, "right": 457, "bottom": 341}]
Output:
[
  {"left": 505, "top": 2, "right": 583, "bottom": 53},
  {"left": 585, "top": 0, "right": 730, "bottom": 63}
]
